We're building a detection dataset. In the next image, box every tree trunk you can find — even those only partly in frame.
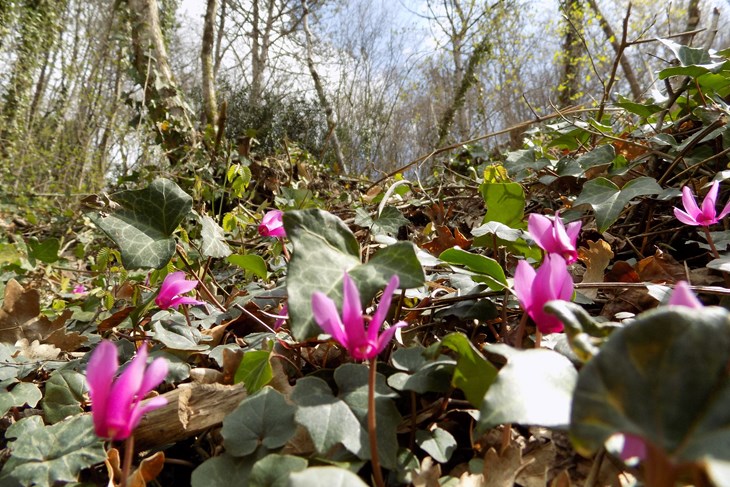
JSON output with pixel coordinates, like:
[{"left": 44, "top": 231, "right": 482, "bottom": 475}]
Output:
[
  {"left": 301, "top": 0, "right": 347, "bottom": 173},
  {"left": 126, "top": 0, "right": 197, "bottom": 164},
  {"left": 436, "top": 33, "right": 491, "bottom": 147},
  {"left": 558, "top": 0, "right": 584, "bottom": 107},
  {"left": 679, "top": 0, "right": 700, "bottom": 46},
  {"left": 585, "top": 0, "right": 641, "bottom": 100},
  {"left": 201, "top": 0, "right": 218, "bottom": 127}
]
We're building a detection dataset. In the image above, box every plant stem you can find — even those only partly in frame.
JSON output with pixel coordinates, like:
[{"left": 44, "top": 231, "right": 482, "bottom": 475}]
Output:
[
  {"left": 702, "top": 226, "right": 730, "bottom": 287},
  {"left": 368, "top": 357, "right": 385, "bottom": 487},
  {"left": 121, "top": 434, "right": 134, "bottom": 487},
  {"left": 514, "top": 312, "right": 529, "bottom": 348}
]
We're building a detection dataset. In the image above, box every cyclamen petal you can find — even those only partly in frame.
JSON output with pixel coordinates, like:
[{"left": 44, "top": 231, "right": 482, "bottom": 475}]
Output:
[
  {"left": 311, "top": 272, "right": 407, "bottom": 361},
  {"left": 527, "top": 213, "right": 580, "bottom": 263},
  {"left": 668, "top": 281, "right": 703, "bottom": 308},
  {"left": 86, "top": 341, "right": 168, "bottom": 441},
  {"left": 513, "top": 255, "right": 573, "bottom": 334},
  {"left": 674, "top": 181, "right": 730, "bottom": 227},
  {"left": 258, "top": 210, "right": 286, "bottom": 238},
  {"left": 155, "top": 272, "right": 205, "bottom": 310}
]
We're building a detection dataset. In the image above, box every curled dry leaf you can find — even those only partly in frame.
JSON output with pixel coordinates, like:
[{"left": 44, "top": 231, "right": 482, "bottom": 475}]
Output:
[
  {"left": 412, "top": 456, "right": 442, "bottom": 487},
  {"left": 0, "top": 279, "right": 71, "bottom": 343},
  {"left": 15, "top": 339, "right": 61, "bottom": 361},
  {"left": 578, "top": 240, "right": 614, "bottom": 300}
]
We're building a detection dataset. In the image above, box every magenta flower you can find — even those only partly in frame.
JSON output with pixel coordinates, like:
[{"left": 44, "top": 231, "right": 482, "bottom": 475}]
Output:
[
  {"left": 86, "top": 341, "right": 168, "bottom": 441},
  {"left": 258, "top": 210, "right": 286, "bottom": 238},
  {"left": 619, "top": 433, "right": 647, "bottom": 462},
  {"left": 674, "top": 181, "right": 730, "bottom": 227},
  {"left": 513, "top": 254, "right": 574, "bottom": 334},
  {"left": 312, "top": 273, "right": 407, "bottom": 360},
  {"left": 668, "top": 281, "right": 702, "bottom": 308},
  {"left": 527, "top": 212, "right": 582, "bottom": 264},
  {"left": 155, "top": 272, "right": 205, "bottom": 310},
  {"left": 73, "top": 284, "right": 87, "bottom": 295}
]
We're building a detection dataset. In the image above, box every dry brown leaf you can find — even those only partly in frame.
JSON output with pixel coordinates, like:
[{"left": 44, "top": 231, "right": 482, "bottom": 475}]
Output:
[
  {"left": 189, "top": 367, "right": 224, "bottom": 384},
  {"left": 482, "top": 443, "right": 528, "bottom": 487},
  {"left": 635, "top": 249, "right": 685, "bottom": 282},
  {"left": 129, "top": 451, "right": 165, "bottom": 487},
  {"left": 578, "top": 240, "right": 614, "bottom": 299},
  {"left": 549, "top": 469, "right": 571, "bottom": 487},
  {"left": 200, "top": 322, "right": 230, "bottom": 347},
  {"left": 15, "top": 339, "right": 61, "bottom": 361},
  {"left": 455, "top": 471, "right": 484, "bottom": 487},
  {"left": 604, "top": 261, "right": 640, "bottom": 283},
  {"left": 422, "top": 225, "right": 472, "bottom": 255},
  {"left": 45, "top": 327, "right": 87, "bottom": 352},
  {"left": 412, "top": 456, "right": 442, "bottom": 487},
  {"left": 105, "top": 447, "right": 122, "bottom": 487},
  {"left": 362, "top": 185, "right": 383, "bottom": 203},
  {"left": 97, "top": 307, "right": 135, "bottom": 332},
  {"left": 221, "top": 347, "right": 244, "bottom": 385},
  {"left": 0, "top": 280, "right": 70, "bottom": 343},
  {"left": 516, "top": 440, "right": 556, "bottom": 487}
]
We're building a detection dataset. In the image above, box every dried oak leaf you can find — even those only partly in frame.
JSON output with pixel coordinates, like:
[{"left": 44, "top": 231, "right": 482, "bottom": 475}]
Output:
[
  {"left": 128, "top": 451, "right": 165, "bottom": 487},
  {"left": 0, "top": 280, "right": 70, "bottom": 344},
  {"left": 422, "top": 225, "right": 472, "bottom": 255},
  {"left": 44, "top": 327, "right": 87, "bottom": 353},
  {"left": 578, "top": 240, "right": 614, "bottom": 300},
  {"left": 482, "top": 442, "right": 531, "bottom": 487},
  {"left": 15, "top": 339, "right": 61, "bottom": 361},
  {"left": 412, "top": 457, "right": 442, "bottom": 487}
]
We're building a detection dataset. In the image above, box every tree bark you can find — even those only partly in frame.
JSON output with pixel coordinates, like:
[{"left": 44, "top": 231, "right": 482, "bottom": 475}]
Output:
[
  {"left": 201, "top": 0, "right": 219, "bottom": 127},
  {"left": 436, "top": 33, "right": 491, "bottom": 147},
  {"left": 301, "top": 0, "right": 347, "bottom": 173},
  {"left": 679, "top": 0, "right": 700, "bottom": 46},
  {"left": 127, "top": 0, "right": 197, "bottom": 164},
  {"left": 585, "top": 0, "right": 641, "bottom": 100},
  {"left": 558, "top": 0, "right": 584, "bottom": 107}
]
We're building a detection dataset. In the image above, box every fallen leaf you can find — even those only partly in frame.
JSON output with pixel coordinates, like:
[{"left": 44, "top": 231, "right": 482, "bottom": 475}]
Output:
[
  {"left": 0, "top": 280, "right": 69, "bottom": 343},
  {"left": 422, "top": 225, "right": 472, "bottom": 255},
  {"left": 517, "top": 439, "right": 555, "bottom": 487},
  {"left": 200, "top": 322, "right": 230, "bottom": 347},
  {"left": 129, "top": 451, "right": 165, "bottom": 487},
  {"left": 104, "top": 448, "right": 122, "bottom": 487},
  {"left": 482, "top": 442, "right": 530, "bottom": 487},
  {"left": 603, "top": 261, "right": 640, "bottom": 283},
  {"left": 578, "top": 240, "right": 614, "bottom": 299},
  {"left": 97, "top": 307, "right": 135, "bottom": 332},
  {"left": 635, "top": 249, "right": 685, "bottom": 282},
  {"left": 45, "top": 327, "right": 87, "bottom": 352},
  {"left": 15, "top": 339, "right": 61, "bottom": 361},
  {"left": 549, "top": 469, "right": 571, "bottom": 487},
  {"left": 221, "top": 347, "right": 244, "bottom": 385},
  {"left": 412, "top": 456, "right": 442, "bottom": 487},
  {"left": 189, "top": 367, "right": 224, "bottom": 384}
]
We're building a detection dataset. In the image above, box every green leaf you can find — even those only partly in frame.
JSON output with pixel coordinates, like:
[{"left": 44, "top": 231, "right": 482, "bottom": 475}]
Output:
[
  {"left": 615, "top": 95, "right": 663, "bottom": 118},
  {"left": 439, "top": 248, "right": 507, "bottom": 290},
  {"left": 234, "top": 350, "right": 273, "bottom": 394},
  {"left": 503, "top": 148, "right": 550, "bottom": 181},
  {"left": 388, "top": 349, "right": 455, "bottom": 394},
  {"left": 249, "top": 454, "right": 308, "bottom": 487},
  {"left": 152, "top": 319, "right": 212, "bottom": 351},
  {"left": 0, "top": 380, "right": 41, "bottom": 416},
  {"left": 0, "top": 414, "right": 106, "bottom": 487},
  {"left": 285, "top": 209, "right": 423, "bottom": 340},
  {"left": 335, "top": 363, "right": 401, "bottom": 469},
  {"left": 576, "top": 145, "right": 615, "bottom": 170},
  {"left": 479, "top": 182, "right": 526, "bottom": 228},
  {"left": 440, "top": 333, "right": 498, "bottom": 407},
  {"left": 191, "top": 453, "right": 256, "bottom": 487},
  {"left": 471, "top": 221, "right": 525, "bottom": 242},
  {"left": 573, "top": 177, "right": 662, "bottom": 232},
  {"left": 222, "top": 387, "right": 297, "bottom": 457},
  {"left": 570, "top": 306, "right": 730, "bottom": 465},
  {"left": 291, "top": 376, "right": 364, "bottom": 456},
  {"left": 88, "top": 178, "right": 192, "bottom": 269},
  {"left": 26, "top": 237, "right": 60, "bottom": 265},
  {"left": 355, "top": 206, "right": 409, "bottom": 236},
  {"left": 41, "top": 370, "right": 86, "bottom": 423},
  {"left": 227, "top": 254, "right": 268, "bottom": 279},
  {"left": 200, "top": 215, "right": 232, "bottom": 258},
  {"left": 479, "top": 344, "right": 577, "bottom": 431},
  {"left": 289, "top": 467, "right": 368, "bottom": 487},
  {"left": 416, "top": 427, "right": 457, "bottom": 463}
]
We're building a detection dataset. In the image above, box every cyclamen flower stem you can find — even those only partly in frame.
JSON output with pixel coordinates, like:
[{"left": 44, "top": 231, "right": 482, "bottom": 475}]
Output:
[
  {"left": 701, "top": 227, "right": 730, "bottom": 287},
  {"left": 514, "top": 312, "right": 529, "bottom": 349},
  {"left": 280, "top": 238, "right": 290, "bottom": 261},
  {"left": 176, "top": 247, "right": 226, "bottom": 312},
  {"left": 368, "top": 357, "right": 386, "bottom": 487},
  {"left": 121, "top": 434, "right": 134, "bottom": 487}
]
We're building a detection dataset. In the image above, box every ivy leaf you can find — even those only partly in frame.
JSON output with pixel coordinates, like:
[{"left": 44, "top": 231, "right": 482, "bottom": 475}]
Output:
[
  {"left": 222, "top": 387, "right": 297, "bottom": 457},
  {"left": 250, "top": 454, "right": 308, "bottom": 487},
  {"left": 479, "top": 344, "right": 577, "bottom": 431},
  {"left": 1, "top": 414, "right": 106, "bottom": 487},
  {"left": 234, "top": 349, "right": 273, "bottom": 394},
  {"left": 26, "top": 237, "right": 60, "bottom": 265},
  {"left": 0, "top": 380, "right": 42, "bottom": 416},
  {"left": 152, "top": 319, "right": 212, "bottom": 351},
  {"left": 41, "top": 370, "right": 86, "bottom": 423},
  {"left": 576, "top": 145, "right": 615, "bottom": 170},
  {"left": 191, "top": 453, "right": 256, "bottom": 487},
  {"left": 291, "top": 376, "right": 364, "bottom": 456},
  {"left": 285, "top": 209, "right": 423, "bottom": 340},
  {"left": 88, "top": 178, "right": 192, "bottom": 269},
  {"left": 355, "top": 206, "right": 409, "bottom": 236},
  {"left": 416, "top": 427, "right": 457, "bottom": 463},
  {"left": 573, "top": 177, "right": 661, "bottom": 232},
  {"left": 200, "top": 215, "right": 232, "bottom": 258},
  {"left": 570, "top": 307, "right": 730, "bottom": 467}
]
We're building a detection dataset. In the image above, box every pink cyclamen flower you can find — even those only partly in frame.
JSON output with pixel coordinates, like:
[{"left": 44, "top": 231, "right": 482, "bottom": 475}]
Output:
[
  {"left": 619, "top": 433, "right": 647, "bottom": 462},
  {"left": 674, "top": 181, "right": 730, "bottom": 227},
  {"left": 527, "top": 212, "right": 582, "bottom": 264},
  {"left": 513, "top": 254, "right": 574, "bottom": 334},
  {"left": 86, "top": 341, "right": 168, "bottom": 441},
  {"left": 258, "top": 210, "right": 286, "bottom": 238},
  {"left": 155, "top": 272, "right": 205, "bottom": 310},
  {"left": 73, "top": 284, "right": 87, "bottom": 294},
  {"left": 312, "top": 273, "right": 407, "bottom": 361},
  {"left": 668, "top": 281, "right": 703, "bottom": 308}
]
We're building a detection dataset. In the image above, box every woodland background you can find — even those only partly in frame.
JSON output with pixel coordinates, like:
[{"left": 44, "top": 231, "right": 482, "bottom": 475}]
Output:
[{"left": 1, "top": 0, "right": 728, "bottom": 195}]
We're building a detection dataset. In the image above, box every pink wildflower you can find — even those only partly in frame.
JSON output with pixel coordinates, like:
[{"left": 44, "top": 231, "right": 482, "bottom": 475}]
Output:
[
  {"left": 668, "top": 281, "right": 702, "bottom": 308},
  {"left": 258, "top": 210, "right": 286, "bottom": 238},
  {"left": 73, "top": 284, "right": 87, "bottom": 295},
  {"left": 312, "top": 273, "right": 407, "bottom": 360},
  {"left": 155, "top": 272, "right": 205, "bottom": 310},
  {"left": 674, "top": 181, "right": 730, "bottom": 227},
  {"left": 527, "top": 212, "right": 581, "bottom": 264},
  {"left": 86, "top": 341, "right": 168, "bottom": 441},
  {"left": 513, "top": 254, "right": 574, "bottom": 334}
]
